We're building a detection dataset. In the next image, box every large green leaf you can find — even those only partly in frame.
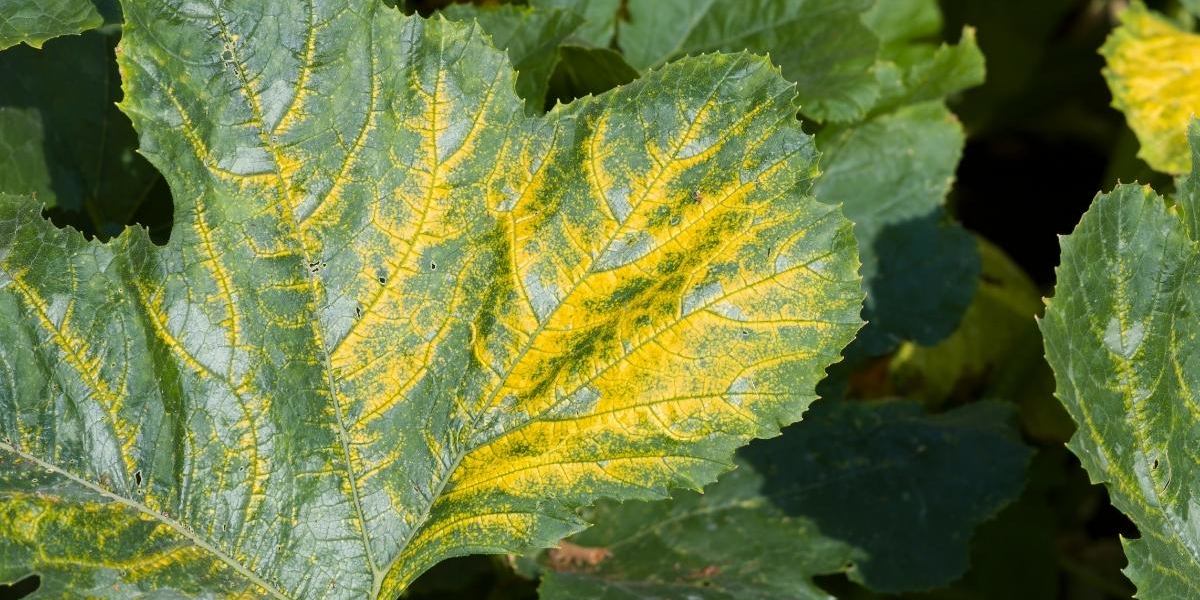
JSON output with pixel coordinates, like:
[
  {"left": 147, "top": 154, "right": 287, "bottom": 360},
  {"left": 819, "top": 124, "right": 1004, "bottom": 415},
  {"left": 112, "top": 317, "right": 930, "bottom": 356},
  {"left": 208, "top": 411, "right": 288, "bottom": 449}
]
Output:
[
  {"left": 0, "top": 2, "right": 863, "bottom": 599},
  {"left": 448, "top": 0, "right": 981, "bottom": 352},
  {"left": 1042, "top": 179, "right": 1200, "bottom": 599},
  {"left": 0, "top": 26, "right": 170, "bottom": 241},
  {"left": 0, "top": 0, "right": 102, "bottom": 50},
  {"left": 535, "top": 400, "right": 1030, "bottom": 599}
]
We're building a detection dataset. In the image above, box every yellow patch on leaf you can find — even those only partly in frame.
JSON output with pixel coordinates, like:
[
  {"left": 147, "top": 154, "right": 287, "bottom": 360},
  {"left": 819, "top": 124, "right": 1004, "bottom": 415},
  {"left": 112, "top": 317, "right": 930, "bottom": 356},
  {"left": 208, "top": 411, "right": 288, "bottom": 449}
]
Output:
[{"left": 1103, "top": 2, "right": 1200, "bottom": 174}]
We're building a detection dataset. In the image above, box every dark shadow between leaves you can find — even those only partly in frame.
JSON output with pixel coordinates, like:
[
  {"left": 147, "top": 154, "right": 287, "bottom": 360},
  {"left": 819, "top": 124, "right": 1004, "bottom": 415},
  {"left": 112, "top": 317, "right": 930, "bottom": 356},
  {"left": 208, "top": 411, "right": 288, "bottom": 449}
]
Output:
[
  {"left": 863, "top": 209, "right": 980, "bottom": 349},
  {"left": 0, "top": 27, "right": 173, "bottom": 244},
  {"left": 739, "top": 398, "right": 1030, "bottom": 592},
  {"left": 0, "top": 575, "right": 39, "bottom": 600}
]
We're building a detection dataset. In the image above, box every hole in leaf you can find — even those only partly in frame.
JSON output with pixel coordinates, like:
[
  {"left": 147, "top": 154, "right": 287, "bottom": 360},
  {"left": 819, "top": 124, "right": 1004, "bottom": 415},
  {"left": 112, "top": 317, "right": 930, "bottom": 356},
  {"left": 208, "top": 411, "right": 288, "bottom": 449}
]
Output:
[
  {"left": 134, "top": 470, "right": 142, "bottom": 486},
  {"left": 0, "top": 574, "right": 40, "bottom": 599}
]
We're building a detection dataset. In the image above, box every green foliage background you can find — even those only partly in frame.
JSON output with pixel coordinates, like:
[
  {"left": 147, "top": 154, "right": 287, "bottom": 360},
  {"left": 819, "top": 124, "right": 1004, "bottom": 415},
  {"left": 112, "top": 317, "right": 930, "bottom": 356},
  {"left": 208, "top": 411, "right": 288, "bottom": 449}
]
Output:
[{"left": 0, "top": 0, "right": 1189, "bottom": 599}]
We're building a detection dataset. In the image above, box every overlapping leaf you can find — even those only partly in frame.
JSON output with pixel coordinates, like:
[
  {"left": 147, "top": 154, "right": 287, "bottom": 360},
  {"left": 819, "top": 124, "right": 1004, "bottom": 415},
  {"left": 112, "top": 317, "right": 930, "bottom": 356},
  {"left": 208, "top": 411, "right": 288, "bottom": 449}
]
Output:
[
  {"left": 1102, "top": 1, "right": 1200, "bottom": 175},
  {"left": 0, "top": 2, "right": 863, "bottom": 599},
  {"left": 813, "top": 101, "right": 978, "bottom": 347},
  {"left": 535, "top": 400, "right": 1030, "bottom": 599},
  {"left": 1043, "top": 145, "right": 1200, "bottom": 597},
  {"left": 890, "top": 237, "right": 1071, "bottom": 442},
  {"left": 449, "top": 0, "right": 984, "bottom": 352},
  {"left": 0, "top": 0, "right": 102, "bottom": 50}
]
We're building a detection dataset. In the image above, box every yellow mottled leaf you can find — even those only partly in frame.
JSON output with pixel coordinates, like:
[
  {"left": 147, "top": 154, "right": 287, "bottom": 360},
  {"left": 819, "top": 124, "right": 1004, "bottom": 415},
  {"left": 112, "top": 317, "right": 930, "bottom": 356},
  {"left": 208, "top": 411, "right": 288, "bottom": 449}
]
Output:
[
  {"left": 0, "top": 2, "right": 863, "bottom": 598},
  {"left": 1103, "top": 2, "right": 1200, "bottom": 174}
]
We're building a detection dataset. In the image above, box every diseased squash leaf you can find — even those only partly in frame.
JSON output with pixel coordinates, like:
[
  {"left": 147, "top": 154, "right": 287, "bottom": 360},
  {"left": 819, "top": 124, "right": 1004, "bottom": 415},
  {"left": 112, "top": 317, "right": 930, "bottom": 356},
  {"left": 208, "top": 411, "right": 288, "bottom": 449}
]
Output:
[
  {"left": 0, "top": 26, "right": 170, "bottom": 241},
  {"left": 0, "top": 2, "right": 863, "bottom": 598},
  {"left": 447, "top": 0, "right": 984, "bottom": 352},
  {"left": 1043, "top": 174, "right": 1200, "bottom": 597},
  {"left": 0, "top": 0, "right": 102, "bottom": 50},
  {"left": 1102, "top": 1, "right": 1200, "bottom": 175},
  {"left": 535, "top": 400, "right": 1030, "bottom": 599}
]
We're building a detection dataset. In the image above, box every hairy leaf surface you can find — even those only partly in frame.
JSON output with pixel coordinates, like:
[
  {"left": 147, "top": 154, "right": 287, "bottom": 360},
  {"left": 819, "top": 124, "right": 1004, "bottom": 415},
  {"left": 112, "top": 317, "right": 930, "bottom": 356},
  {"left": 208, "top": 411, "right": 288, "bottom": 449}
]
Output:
[
  {"left": 0, "top": 2, "right": 863, "bottom": 598},
  {"left": 535, "top": 400, "right": 1030, "bottom": 599},
  {"left": 0, "top": 0, "right": 102, "bottom": 50},
  {"left": 1102, "top": 2, "right": 1200, "bottom": 174},
  {"left": 1043, "top": 181, "right": 1200, "bottom": 599}
]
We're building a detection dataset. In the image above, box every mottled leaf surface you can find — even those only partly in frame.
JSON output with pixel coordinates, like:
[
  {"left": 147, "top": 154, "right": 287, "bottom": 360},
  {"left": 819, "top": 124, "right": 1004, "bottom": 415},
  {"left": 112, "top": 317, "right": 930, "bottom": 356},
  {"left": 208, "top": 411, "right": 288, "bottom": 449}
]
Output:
[
  {"left": 536, "top": 400, "right": 1030, "bottom": 599},
  {"left": 1042, "top": 182, "right": 1200, "bottom": 599},
  {"left": 0, "top": 2, "right": 863, "bottom": 599},
  {"left": 1102, "top": 2, "right": 1200, "bottom": 175},
  {"left": 0, "top": 0, "right": 102, "bottom": 50},
  {"left": 0, "top": 26, "right": 169, "bottom": 241}
]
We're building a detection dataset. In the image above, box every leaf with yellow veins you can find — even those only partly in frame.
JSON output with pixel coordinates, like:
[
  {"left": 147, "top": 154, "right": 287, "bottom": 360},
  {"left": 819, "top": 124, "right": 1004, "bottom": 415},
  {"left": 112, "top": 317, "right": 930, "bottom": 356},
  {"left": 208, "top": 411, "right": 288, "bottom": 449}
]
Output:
[
  {"left": 0, "top": 1, "right": 863, "bottom": 598},
  {"left": 1102, "top": 2, "right": 1200, "bottom": 175}
]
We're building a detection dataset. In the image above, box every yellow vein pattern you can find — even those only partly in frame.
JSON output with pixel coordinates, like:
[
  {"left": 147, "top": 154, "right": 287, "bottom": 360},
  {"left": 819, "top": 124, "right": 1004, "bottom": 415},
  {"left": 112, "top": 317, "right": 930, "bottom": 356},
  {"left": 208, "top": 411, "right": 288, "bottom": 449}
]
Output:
[
  {"left": 1043, "top": 184, "right": 1200, "bottom": 600},
  {"left": 0, "top": 1, "right": 861, "bottom": 598}
]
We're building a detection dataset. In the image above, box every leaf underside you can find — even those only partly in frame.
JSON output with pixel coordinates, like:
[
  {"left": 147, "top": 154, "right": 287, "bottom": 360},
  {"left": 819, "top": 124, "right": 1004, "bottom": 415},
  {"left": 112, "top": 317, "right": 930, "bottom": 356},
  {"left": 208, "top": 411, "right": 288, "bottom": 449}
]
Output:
[{"left": 0, "top": 2, "right": 862, "bottom": 599}]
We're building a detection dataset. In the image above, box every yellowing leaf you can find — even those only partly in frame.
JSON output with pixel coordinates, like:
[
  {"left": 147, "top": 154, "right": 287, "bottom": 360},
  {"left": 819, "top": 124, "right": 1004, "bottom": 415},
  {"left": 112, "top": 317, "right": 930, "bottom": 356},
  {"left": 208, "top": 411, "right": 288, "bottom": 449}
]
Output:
[
  {"left": 1102, "top": 2, "right": 1200, "bottom": 174},
  {"left": 0, "top": 2, "right": 863, "bottom": 598}
]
